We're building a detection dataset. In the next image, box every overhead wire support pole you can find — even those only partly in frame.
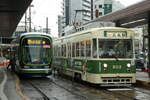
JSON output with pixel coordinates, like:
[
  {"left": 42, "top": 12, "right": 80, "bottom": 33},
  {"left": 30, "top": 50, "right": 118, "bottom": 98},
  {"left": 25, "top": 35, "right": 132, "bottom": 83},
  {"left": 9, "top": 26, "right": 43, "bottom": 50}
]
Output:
[
  {"left": 25, "top": 12, "right": 27, "bottom": 32},
  {"left": 29, "top": 6, "right": 31, "bottom": 32},
  {"left": 46, "top": 17, "right": 48, "bottom": 34},
  {"left": 29, "top": 5, "right": 34, "bottom": 32}
]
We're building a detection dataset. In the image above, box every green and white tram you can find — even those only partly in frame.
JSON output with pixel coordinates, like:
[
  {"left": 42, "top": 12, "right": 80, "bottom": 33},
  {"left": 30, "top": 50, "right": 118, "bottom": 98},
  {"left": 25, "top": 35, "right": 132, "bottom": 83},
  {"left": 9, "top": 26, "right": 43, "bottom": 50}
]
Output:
[
  {"left": 53, "top": 27, "right": 136, "bottom": 84},
  {"left": 11, "top": 32, "right": 53, "bottom": 77}
]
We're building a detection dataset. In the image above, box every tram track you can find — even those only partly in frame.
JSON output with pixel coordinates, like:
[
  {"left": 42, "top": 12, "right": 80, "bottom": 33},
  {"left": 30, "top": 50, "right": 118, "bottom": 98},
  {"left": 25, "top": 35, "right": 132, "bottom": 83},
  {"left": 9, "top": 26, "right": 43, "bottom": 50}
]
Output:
[
  {"left": 52, "top": 74, "right": 150, "bottom": 100},
  {"left": 28, "top": 81, "right": 51, "bottom": 100},
  {"left": 102, "top": 88, "right": 138, "bottom": 100},
  {"left": 92, "top": 84, "right": 150, "bottom": 100},
  {"left": 20, "top": 78, "right": 59, "bottom": 100},
  {"left": 49, "top": 78, "right": 87, "bottom": 100},
  {"left": 20, "top": 77, "right": 87, "bottom": 100},
  {"left": 19, "top": 75, "right": 150, "bottom": 100}
]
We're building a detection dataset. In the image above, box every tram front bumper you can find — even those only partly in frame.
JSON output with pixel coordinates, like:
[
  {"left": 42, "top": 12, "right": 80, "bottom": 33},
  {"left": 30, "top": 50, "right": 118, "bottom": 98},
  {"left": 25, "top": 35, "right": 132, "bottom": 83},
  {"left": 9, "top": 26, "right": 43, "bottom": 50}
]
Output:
[
  {"left": 18, "top": 69, "right": 52, "bottom": 76},
  {"left": 85, "top": 73, "right": 136, "bottom": 84}
]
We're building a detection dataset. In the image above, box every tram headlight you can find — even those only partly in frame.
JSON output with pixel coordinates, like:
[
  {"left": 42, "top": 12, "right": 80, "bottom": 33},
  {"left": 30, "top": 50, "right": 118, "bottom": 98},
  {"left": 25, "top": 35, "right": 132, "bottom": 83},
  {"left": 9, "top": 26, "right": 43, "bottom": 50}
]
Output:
[
  {"left": 23, "top": 66, "right": 29, "bottom": 69},
  {"left": 44, "top": 66, "right": 49, "bottom": 69},
  {"left": 103, "top": 63, "right": 108, "bottom": 72},
  {"left": 103, "top": 63, "right": 108, "bottom": 68},
  {"left": 127, "top": 63, "right": 131, "bottom": 68}
]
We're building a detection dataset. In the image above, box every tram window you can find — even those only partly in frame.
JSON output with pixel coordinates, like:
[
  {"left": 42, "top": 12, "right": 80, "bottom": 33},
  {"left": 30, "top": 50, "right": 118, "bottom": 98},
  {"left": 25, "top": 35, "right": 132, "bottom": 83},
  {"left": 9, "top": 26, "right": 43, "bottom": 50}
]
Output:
[
  {"left": 80, "top": 41, "right": 85, "bottom": 57},
  {"left": 92, "top": 39, "right": 97, "bottom": 58},
  {"left": 61, "top": 45, "right": 63, "bottom": 57},
  {"left": 72, "top": 43, "right": 75, "bottom": 57},
  {"left": 55, "top": 46, "right": 57, "bottom": 56},
  {"left": 86, "top": 40, "right": 91, "bottom": 57},
  {"left": 67, "top": 44, "right": 71, "bottom": 57},
  {"left": 58, "top": 45, "right": 61, "bottom": 57},
  {"left": 53, "top": 46, "right": 55, "bottom": 56},
  {"left": 76, "top": 42, "right": 80, "bottom": 57},
  {"left": 63, "top": 44, "right": 66, "bottom": 57},
  {"left": 56, "top": 46, "right": 59, "bottom": 57},
  {"left": 98, "top": 39, "right": 133, "bottom": 58}
]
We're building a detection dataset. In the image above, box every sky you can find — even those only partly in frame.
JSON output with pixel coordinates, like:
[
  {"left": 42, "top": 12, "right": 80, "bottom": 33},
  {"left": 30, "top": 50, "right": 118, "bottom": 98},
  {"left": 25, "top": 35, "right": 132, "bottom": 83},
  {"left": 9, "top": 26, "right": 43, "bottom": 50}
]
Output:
[{"left": 25, "top": 0, "right": 143, "bottom": 37}]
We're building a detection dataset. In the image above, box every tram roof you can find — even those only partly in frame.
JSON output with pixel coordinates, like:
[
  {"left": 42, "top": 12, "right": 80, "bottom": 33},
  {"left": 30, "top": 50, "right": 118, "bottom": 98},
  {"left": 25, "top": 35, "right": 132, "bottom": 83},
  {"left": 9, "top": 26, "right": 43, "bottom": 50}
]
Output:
[
  {"left": 55, "top": 27, "right": 133, "bottom": 41},
  {"left": 20, "top": 32, "right": 53, "bottom": 38}
]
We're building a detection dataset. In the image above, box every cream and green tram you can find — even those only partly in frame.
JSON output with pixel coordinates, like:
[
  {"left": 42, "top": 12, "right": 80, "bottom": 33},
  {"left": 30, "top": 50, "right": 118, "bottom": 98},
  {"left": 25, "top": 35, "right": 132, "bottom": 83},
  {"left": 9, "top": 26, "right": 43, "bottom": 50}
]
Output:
[{"left": 53, "top": 27, "right": 136, "bottom": 84}]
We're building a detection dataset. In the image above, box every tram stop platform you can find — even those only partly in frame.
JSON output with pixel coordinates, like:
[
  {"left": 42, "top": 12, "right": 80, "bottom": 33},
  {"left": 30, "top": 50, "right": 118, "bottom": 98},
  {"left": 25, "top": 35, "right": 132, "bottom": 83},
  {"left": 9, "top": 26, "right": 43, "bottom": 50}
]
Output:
[
  {"left": 0, "top": 67, "right": 23, "bottom": 100},
  {"left": 136, "top": 71, "right": 150, "bottom": 88}
]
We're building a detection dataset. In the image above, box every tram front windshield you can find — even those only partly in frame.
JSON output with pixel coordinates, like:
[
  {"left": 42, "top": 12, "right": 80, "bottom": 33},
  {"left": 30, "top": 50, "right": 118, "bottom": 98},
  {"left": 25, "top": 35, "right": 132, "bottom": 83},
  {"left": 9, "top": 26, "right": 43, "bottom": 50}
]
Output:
[
  {"left": 22, "top": 37, "right": 51, "bottom": 64},
  {"left": 93, "top": 39, "right": 133, "bottom": 58}
]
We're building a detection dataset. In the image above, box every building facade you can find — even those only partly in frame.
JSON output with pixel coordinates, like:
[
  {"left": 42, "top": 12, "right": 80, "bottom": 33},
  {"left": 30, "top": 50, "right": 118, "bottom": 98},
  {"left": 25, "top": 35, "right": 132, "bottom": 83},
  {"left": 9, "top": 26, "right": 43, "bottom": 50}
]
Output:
[
  {"left": 58, "top": 0, "right": 91, "bottom": 37},
  {"left": 93, "top": 0, "right": 124, "bottom": 19}
]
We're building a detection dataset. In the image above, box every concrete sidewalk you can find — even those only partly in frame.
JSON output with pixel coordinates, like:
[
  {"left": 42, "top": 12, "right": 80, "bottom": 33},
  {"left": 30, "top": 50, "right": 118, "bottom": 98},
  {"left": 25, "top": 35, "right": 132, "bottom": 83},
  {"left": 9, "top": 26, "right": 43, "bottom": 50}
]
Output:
[
  {"left": 0, "top": 68, "right": 23, "bottom": 100},
  {"left": 136, "top": 72, "right": 150, "bottom": 88}
]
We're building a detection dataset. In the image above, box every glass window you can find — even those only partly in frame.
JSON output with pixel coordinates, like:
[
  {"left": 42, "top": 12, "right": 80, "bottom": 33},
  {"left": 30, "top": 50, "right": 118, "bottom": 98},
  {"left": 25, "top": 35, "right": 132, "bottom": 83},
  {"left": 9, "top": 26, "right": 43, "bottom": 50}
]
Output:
[
  {"left": 61, "top": 45, "right": 63, "bottom": 57},
  {"left": 92, "top": 39, "right": 97, "bottom": 58},
  {"left": 72, "top": 43, "right": 75, "bottom": 57},
  {"left": 80, "top": 41, "right": 85, "bottom": 57},
  {"left": 58, "top": 45, "right": 61, "bottom": 57},
  {"left": 63, "top": 44, "right": 66, "bottom": 57},
  {"left": 67, "top": 43, "right": 71, "bottom": 57},
  {"left": 98, "top": 39, "right": 133, "bottom": 58},
  {"left": 86, "top": 40, "right": 91, "bottom": 57},
  {"left": 53, "top": 46, "right": 56, "bottom": 56},
  {"left": 76, "top": 42, "right": 80, "bottom": 57},
  {"left": 99, "top": 5, "right": 102, "bottom": 8},
  {"left": 56, "top": 46, "right": 59, "bottom": 57},
  {"left": 22, "top": 37, "right": 51, "bottom": 64}
]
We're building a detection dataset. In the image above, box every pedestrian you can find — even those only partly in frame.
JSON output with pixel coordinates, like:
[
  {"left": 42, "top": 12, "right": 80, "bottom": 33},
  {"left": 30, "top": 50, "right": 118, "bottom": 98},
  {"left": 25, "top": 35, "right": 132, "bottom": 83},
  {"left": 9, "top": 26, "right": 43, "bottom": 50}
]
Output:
[{"left": 7, "top": 57, "right": 15, "bottom": 71}]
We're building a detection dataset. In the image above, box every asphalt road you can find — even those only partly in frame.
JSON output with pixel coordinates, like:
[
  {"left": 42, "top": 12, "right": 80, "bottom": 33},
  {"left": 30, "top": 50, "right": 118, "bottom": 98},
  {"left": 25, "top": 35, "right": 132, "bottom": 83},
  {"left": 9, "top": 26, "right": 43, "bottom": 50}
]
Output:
[{"left": 19, "top": 75, "right": 150, "bottom": 100}]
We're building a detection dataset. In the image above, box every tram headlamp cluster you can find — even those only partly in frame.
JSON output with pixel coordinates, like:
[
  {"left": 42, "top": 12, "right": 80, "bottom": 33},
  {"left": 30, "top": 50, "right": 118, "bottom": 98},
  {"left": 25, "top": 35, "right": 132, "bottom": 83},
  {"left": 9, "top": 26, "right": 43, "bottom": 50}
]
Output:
[
  {"left": 103, "top": 64, "right": 108, "bottom": 68},
  {"left": 103, "top": 63, "right": 108, "bottom": 72},
  {"left": 127, "top": 63, "right": 131, "bottom": 68},
  {"left": 44, "top": 66, "right": 49, "bottom": 69},
  {"left": 23, "top": 66, "right": 29, "bottom": 69}
]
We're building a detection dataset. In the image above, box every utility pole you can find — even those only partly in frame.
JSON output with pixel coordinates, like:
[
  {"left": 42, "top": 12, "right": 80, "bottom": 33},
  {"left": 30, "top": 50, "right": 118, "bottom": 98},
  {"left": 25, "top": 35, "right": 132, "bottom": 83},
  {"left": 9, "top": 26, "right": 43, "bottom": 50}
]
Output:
[
  {"left": 91, "top": 0, "right": 93, "bottom": 20},
  {"left": 29, "top": 5, "right": 34, "bottom": 32},
  {"left": 46, "top": 17, "right": 48, "bottom": 33},
  {"left": 25, "top": 12, "right": 27, "bottom": 32},
  {"left": 29, "top": 6, "right": 31, "bottom": 32}
]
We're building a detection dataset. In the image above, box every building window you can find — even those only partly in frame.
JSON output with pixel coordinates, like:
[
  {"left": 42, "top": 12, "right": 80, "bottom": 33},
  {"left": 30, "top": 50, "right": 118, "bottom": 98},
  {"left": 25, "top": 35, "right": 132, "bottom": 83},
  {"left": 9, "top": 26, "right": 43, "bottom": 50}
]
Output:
[
  {"left": 95, "top": 5, "right": 97, "bottom": 8},
  {"left": 99, "top": 5, "right": 102, "bottom": 8},
  {"left": 99, "top": 12, "right": 102, "bottom": 16}
]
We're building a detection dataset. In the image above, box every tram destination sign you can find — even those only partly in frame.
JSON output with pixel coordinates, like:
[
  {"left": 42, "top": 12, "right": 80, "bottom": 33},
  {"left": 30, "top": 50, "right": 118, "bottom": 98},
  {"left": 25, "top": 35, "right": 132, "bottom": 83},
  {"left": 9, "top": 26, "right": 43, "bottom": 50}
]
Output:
[
  {"left": 27, "top": 39, "right": 46, "bottom": 44},
  {"left": 104, "top": 31, "right": 127, "bottom": 38}
]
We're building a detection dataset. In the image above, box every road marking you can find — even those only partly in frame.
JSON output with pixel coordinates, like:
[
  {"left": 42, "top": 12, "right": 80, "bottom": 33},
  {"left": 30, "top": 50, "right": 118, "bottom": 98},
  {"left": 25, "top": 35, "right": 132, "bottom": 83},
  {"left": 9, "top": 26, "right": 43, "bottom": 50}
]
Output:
[
  {"left": 15, "top": 75, "right": 31, "bottom": 100},
  {"left": 0, "top": 69, "right": 8, "bottom": 100}
]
